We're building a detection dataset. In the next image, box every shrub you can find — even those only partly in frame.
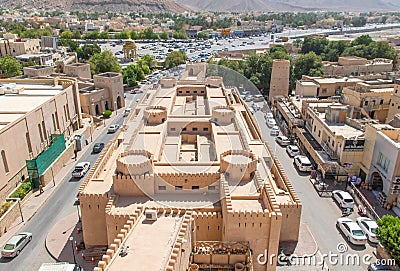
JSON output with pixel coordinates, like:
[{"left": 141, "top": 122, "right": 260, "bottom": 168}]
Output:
[
  {"left": 0, "top": 201, "right": 11, "bottom": 217},
  {"left": 10, "top": 180, "right": 32, "bottom": 200},
  {"left": 377, "top": 215, "right": 400, "bottom": 263},
  {"left": 102, "top": 110, "right": 112, "bottom": 118}
]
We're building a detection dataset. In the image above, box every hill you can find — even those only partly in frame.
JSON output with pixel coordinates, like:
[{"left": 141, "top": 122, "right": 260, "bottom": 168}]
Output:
[{"left": 176, "top": 0, "right": 400, "bottom": 12}]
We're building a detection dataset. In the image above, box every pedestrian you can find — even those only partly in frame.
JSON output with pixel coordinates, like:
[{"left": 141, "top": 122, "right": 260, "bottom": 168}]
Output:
[
  {"left": 39, "top": 184, "right": 44, "bottom": 194},
  {"left": 74, "top": 149, "right": 78, "bottom": 161}
]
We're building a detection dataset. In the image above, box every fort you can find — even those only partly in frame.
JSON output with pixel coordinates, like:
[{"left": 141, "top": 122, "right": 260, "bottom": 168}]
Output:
[{"left": 79, "top": 63, "right": 302, "bottom": 271}]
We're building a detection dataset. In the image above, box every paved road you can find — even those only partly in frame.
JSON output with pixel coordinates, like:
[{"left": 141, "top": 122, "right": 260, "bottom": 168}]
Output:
[
  {"left": 0, "top": 92, "right": 142, "bottom": 271},
  {"left": 251, "top": 104, "right": 376, "bottom": 271}
]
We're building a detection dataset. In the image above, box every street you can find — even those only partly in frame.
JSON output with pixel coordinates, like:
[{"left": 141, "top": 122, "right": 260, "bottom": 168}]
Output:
[
  {"left": 252, "top": 106, "right": 376, "bottom": 271},
  {"left": 0, "top": 91, "right": 142, "bottom": 271}
]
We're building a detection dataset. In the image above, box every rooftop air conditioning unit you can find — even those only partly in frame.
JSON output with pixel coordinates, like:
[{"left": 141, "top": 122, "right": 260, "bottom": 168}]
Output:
[{"left": 145, "top": 209, "right": 157, "bottom": 221}]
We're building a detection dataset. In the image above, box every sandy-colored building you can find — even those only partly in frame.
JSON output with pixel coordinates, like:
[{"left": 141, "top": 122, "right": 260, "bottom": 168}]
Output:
[
  {"left": 342, "top": 79, "right": 394, "bottom": 123},
  {"left": 0, "top": 38, "right": 40, "bottom": 57},
  {"left": 79, "top": 64, "right": 301, "bottom": 271},
  {"left": 300, "top": 99, "right": 364, "bottom": 177},
  {"left": 387, "top": 79, "right": 400, "bottom": 123},
  {"left": 324, "top": 56, "right": 393, "bottom": 77},
  {"left": 0, "top": 77, "right": 80, "bottom": 201},
  {"left": 269, "top": 59, "right": 290, "bottom": 102},
  {"left": 64, "top": 63, "right": 91, "bottom": 80},
  {"left": 295, "top": 76, "right": 363, "bottom": 98}
]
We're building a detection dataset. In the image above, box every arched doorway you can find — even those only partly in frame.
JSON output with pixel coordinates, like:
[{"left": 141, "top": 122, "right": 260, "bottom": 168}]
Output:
[
  {"left": 189, "top": 68, "right": 194, "bottom": 76},
  {"left": 116, "top": 96, "right": 122, "bottom": 109},
  {"left": 95, "top": 104, "right": 100, "bottom": 115},
  {"left": 370, "top": 172, "right": 383, "bottom": 191}
]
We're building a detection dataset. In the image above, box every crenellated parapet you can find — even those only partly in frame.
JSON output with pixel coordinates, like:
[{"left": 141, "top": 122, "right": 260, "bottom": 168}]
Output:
[
  {"left": 205, "top": 76, "right": 223, "bottom": 88},
  {"left": 144, "top": 105, "right": 167, "bottom": 125},
  {"left": 165, "top": 211, "right": 193, "bottom": 271},
  {"left": 220, "top": 150, "right": 257, "bottom": 181},
  {"left": 212, "top": 106, "right": 235, "bottom": 125},
  {"left": 116, "top": 150, "right": 153, "bottom": 176},
  {"left": 220, "top": 177, "right": 233, "bottom": 214},
  {"left": 113, "top": 173, "right": 154, "bottom": 197}
]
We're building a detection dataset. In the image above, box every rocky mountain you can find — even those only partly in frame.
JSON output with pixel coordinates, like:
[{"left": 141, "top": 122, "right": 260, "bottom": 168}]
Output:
[
  {"left": 0, "top": 0, "right": 186, "bottom": 13},
  {"left": 176, "top": 0, "right": 400, "bottom": 12}
]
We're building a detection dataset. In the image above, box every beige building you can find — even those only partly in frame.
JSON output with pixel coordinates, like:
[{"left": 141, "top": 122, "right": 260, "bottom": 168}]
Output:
[
  {"left": 0, "top": 77, "right": 80, "bottom": 201},
  {"left": 300, "top": 99, "right": 364, "bottom": 177},
  {"left": 324, "top": 56, "right": 393, "bottom": 77},
  {"left": 0, "top": 38, "right": 40, "bottom": 57},
  {"left": 387, "top": 79, "right": 400, "bottom": 123},
  {"left": 296, "top": 76, "right": 363, "bottom": 98},
  {"left": 269, "top": 59, "right": 290, "bottom": 102},
  {"left": 79, "top": 64, "right": 301, "bottom": 271},
  {"left": 342, "top": 79, "right": 394, "bottom": 123}
]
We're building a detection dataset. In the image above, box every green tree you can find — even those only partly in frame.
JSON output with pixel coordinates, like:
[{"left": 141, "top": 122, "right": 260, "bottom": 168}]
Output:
[
  {"left": 88, "top": 51, "right": 121, "bottom": 75},
  {"left": 377, "top": 215, "right": 400, "bottom": 263},
  {"left": 122, "top": 64, "right": 145, "bottom": 86},
  {"left": 301, "top": 36, "right": 329, "bottom": 55},
  {"left": 83, "top": 30, "right": 100, "bottom": 39},
  {"left": 98, "top": 31, "right": 110, "bottom": 39},
  {"left": 160, "top": 31, "right": 169, "bottom": 40},
  {"left": 72, "top": 30, "right": 82, "bottom": 39},
  {"left": 76, "top": 44, "right": 101, "bottom": 61},
  {"left": 114, "top": 31, "right": 130, "bottom": 39},
  {"left": 139, "top": 28, "right": 159, "bottom": 40},
  {"left": 351, "top": 34, "right": 374, "bottom": 46},
  {"left": 197, "top": 31, "right": 210, "bottom": 39},
  {"left": 172, "top": 29, "right": 188, "bottom": 40},
  {"left": 130, "top": 30, "right": 139, "bottom": 40},
  {"left": 0, "top": 55, "right": 22, "bottom": 78},
  {"left": 61, "top": 30, "right": 73, "bottom": 39},
  {"left": 293, "top": 52, "right": 324, "bottom": 80},
  {"left": 165, "top": 50, "right": 187, "bottom": 68},
  {"left": 58, "top": 39, "right": 79, "bottom": 52},
  {"left": 140, "top": 54, "right": 156, "bottom": 70}
]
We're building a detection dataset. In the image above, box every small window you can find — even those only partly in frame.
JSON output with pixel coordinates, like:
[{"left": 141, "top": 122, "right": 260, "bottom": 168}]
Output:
[
  {"left": 318, "top": 131, "right": 321, "bottom": 137},
  {"left": 380, "top": 100, "right": 384, "bottom": 105},
  {"left": 175, "top": 186, "right": 183, "bottom": 190},
  {"left": 313, "top": 126, "right": 316, "bottom": 132},
  {"left": 159, "top": 186, "right": 166, "bottom": 191},
  {"left": 208, "top": 186, "right": 216, "bottom": 190},
  {"left": 192, "top": 186, "right": 199, "bottom": 190},
  {"left": 1, "top": 150, "right": 9, "bottom": 173},
  {"left": 170, "top": 128, "right": 176, "bottom": 132},
  {"left": 178, "top": 91, "right": 182, "bottom": 94},
  {"left": 194, "top": 91, "right": 197, "bottom": 94},
  {"left": 186, "top": 91, "right": 190, "bottom": 94},
  {"left": 182, "top": 127, "right": 187, "bottom": 131},
  {"left": 201, "top": 91, "right": 205, "bottom": 94},
  {"left": 192, "top": 127, "right": 198, "bottom": 131},
  {"left": 203, "top": 127, "right": 209, "bottom": 131}
]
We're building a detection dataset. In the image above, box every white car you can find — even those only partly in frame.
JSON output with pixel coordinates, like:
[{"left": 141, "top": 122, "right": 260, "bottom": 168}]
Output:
[
  {"left": 336, "top": 218, "right": 367, "bottom": 246},
  {"left": 286, "top": 145, "right": 300, "bottom": 157},
  {"left": 270, "top": 126, "right": 279, "bottom": 136},
  {"left": 294, "top": 155, "right": 313, "bottom": 172},
  {"left": 332, "top": 190, "right": 355, "bottom": 209},
  {"left": 356, "top": 217, "right": 379, "bottom": 243},
  {"left": 267, "top": 118, "right": 276, "bottom": 127},
  {"left": 72, "top": 162, "right": 90, "bottom": 178},
  {"left": 1, "top": 232, "right": 32, "bottom": 258},
  {"left": 276, "top": 136, "right": 290, "bottom": 146},
  {"left": 108, "top": 124, "right": 120, "bottom": 133},
  {"left": 266, "top": 112, "right": 273, "bottom": 119}
]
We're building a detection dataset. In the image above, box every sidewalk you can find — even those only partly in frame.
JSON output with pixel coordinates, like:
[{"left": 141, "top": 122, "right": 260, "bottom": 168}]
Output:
[{"left": 0, "top": 113, "right": 119, "bottom": 247}]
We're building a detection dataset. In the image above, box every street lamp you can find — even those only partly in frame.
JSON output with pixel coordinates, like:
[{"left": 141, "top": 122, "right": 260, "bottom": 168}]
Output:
[
  {"left": 74, "top": 199, "right": 81, "bottom": 222},
  {"left": 69, "top": 236, "right": 77, "bottom": 265},
  {"left": 115, "top": 101, "right": 118, "bottom": 115}
]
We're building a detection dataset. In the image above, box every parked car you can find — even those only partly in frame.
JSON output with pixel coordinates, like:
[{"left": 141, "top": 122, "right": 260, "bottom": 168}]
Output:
[
  {"left": 92, "top": 143, "right": 105, "bottom": 154},
  {"left": 368, "top": 263, "right": 393, "bottom": 271},
  {"left": 266, "top": 112, "right": 273, "bottom": 119},
  {"left": 276, "top": 136, "right": 291, "bottom": 146},
  {"left": 356, "top": 217, "right": 379, "bottom": 243},
  {"left": 336, "top": 218, "right": 367, "bottom": 246},
  {"left": 332, "top": 190, "right": 355, "bottom": 209},
  {"left": 123, "top": 107, "right": 132, "bottom": 117},
  {"left": 72, "top": 162, "right": 90, "bottom": 178},
  {"left": 108, "top": 124, "right": 120, "bottom": 133},
  {"left": 286, "top": 145, "right": 300, "bottom": 157},
  {"left": 1, "top": 232, "right": 32, "bottom": 258},
  {"left": 294, "top": 155, "right": 313, "bottom": 172},
  {"left": 267, "top": 118, "right": 276, "bottom": 127},
  {"left": 270, "top": 126, "right": 280, "bottom": 136}
]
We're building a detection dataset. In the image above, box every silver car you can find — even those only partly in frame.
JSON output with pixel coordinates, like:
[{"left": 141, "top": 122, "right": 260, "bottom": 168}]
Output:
[{"left": 1, "top": 232, "right": 32, "bottom": 258}]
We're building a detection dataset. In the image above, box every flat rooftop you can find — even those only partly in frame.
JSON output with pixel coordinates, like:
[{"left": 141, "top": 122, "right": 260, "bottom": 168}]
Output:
[
  {"left": 0, "top": 82, "right": 64, "bottom": 128},
  {"left": 108, "top": 214, "right": 183, "bottom": 271}
]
